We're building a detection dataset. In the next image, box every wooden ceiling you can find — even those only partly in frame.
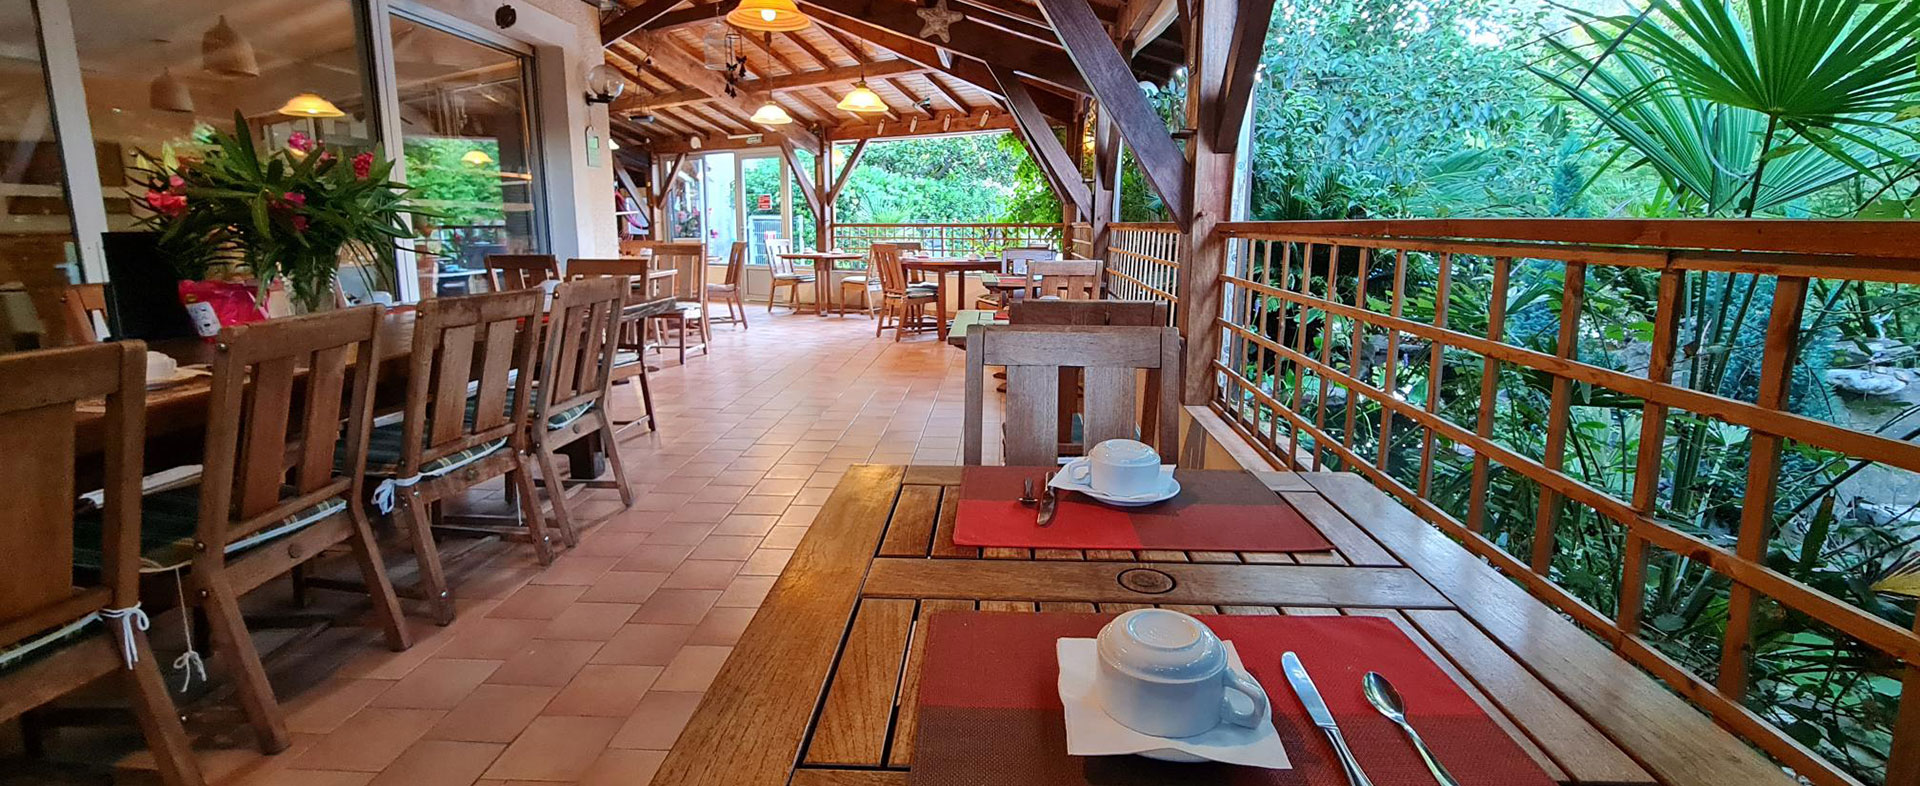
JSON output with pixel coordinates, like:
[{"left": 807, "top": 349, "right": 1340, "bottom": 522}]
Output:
[{"left": 599, "top": 0, "right": 1181, "bottom": 155}]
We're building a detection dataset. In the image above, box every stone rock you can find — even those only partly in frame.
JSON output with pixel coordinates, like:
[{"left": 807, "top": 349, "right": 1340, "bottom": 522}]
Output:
[{"left": 1827, "top": 368, "right": 1908, "bottom": 397}]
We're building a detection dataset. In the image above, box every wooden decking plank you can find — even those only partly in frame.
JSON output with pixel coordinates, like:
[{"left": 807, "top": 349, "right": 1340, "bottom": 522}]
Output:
[
  {"left": 928, "top": 487, "right": 977, "bottom": 559},
  {"left": 1283, "top": 490, "right": 1398, "bottom": 566},
  {"left": 863, "top": 558, "right": 1449, "bottom": 608},
  {"left": 1033, "top": 548, "right": 1086, "bottom": 560},
  {"left": 1254, "top": 470, "right": 1316, "bottom": 492},
  {"left": 805, "top": 598, "right": 918, "bottom": 767},
  {"left": 1084, "top": 549, "right": 1136, "bottom": 561},
  {"left": 887, "top": 599, "right": 974, "bottom": 768},
  {"left": 1038, "top": 602, "right": 1098, "bottom": 613},
  {"left": 792, "top": 769, "right": 909, "bottom": 786},
  {"left": 877, "top": 484, "right": 941, "bottom": 557}
]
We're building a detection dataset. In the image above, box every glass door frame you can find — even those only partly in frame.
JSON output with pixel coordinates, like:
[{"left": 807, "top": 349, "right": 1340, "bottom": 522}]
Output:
[{"left": 734, "top": 150, "right": 791, "bottom": 264}]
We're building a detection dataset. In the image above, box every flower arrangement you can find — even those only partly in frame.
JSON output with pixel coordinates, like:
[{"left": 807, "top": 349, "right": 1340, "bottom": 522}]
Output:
[{"left": 132, "top": 113, "right": 429, "bottom": 312}]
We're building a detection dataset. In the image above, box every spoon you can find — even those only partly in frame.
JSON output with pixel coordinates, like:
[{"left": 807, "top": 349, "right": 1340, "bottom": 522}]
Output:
[{"left": 1362, "top": 672, "right": 1459, "bottom": 786}]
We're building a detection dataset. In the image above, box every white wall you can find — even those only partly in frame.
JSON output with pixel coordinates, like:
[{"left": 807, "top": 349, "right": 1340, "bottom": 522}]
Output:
[{"left": 408, "top": 0, "right": 616, "bottom": 260}]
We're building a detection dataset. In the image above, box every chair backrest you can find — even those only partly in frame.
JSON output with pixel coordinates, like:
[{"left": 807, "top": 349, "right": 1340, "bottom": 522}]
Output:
[
  {"left": 873, "top": 243, "right": 911, "bottom": 295},
  {"left": 767, "top": 237, "right": 793, "bottom": 260},
  {"left": 397, "top": 290, "right": 544, "bottom": 476},
  {"left": 963, "top": 325, "right": 1181, "bottom": 466},
  {"left": 1026, "top": 259, "right": 1101, "bottom": 300},
  {"left": 722, "top": 241, "right": 748, "bottom": 286},
  {"left": 0, "top": 341, "right": 144, "bottom": 646},
  {"left": 768, "top": 242, "right": 801, "bottom": 277},
  {"left": 643, "top": 242, "right": 706, "bottom": 302},
  {"left": 619, "top": 239, "right": 659, "bottom": 258},
  {"left": 199, "top": 306, "right": 383, "bottom": 555},
  {"left": 537, "top": 277, "right": 627, "bottom": 427},
  {"left": 1002, "top": 247, "right": 1058, "bottom": 276},
  {"left": 62, "top": 284, "right": 109, "bottom": 343},
  {"left": 1009, "top": 299, "right": 1168, "bottom": 326},
  {"left": 486, "top": 254, "right": 560, "bottom": 291}
]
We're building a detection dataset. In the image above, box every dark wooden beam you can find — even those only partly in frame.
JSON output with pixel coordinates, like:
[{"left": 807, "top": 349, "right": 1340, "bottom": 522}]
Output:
[
  {"left": 992, "top": 66, "right": 1090, "bottom": 217},
  {"left": 613, "top": 60, "right": 928, "bottom": 112},
  {"left": 1034, "top": 0, "right": 1189, "bottom": 227},
  {"left": 651, "top": 153, "right": 688, "bottom": 210},
  {"left": 1090, "top": 109, "right": 1121, "bottom": 261},
  {"left": 800, "top": 4, "right": 1079, "bottom": 122},
  {"left": 643, "top": 1, "right": 738, "bottom": 33},
  {"left": 602, "top": 0, "right": 688, "bottom": 46},
  {"left": 1175, "top": 0, "right": 1238, "bottom": 402},
  {"left": 1208, "top": 0, "right": 1273, "bottom": 149},
  {"left": 628, "top": 32, "right": 822, "bottom": 151},
  {"left": 797, "top": 0, "right": 1088, "bottom": 95}
]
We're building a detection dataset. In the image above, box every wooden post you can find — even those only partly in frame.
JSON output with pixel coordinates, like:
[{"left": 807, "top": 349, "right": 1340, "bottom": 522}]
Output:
[
  {"left": 1174, "top": 0, "right": 1239, "bottom": 404},
  {"left": 815, "top": 141, "right": 833, "bottom": 251}
]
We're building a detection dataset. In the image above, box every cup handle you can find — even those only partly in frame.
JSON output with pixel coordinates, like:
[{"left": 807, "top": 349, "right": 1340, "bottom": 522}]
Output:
[
  {"left": 1220, "top": 665, "right": 1270, "bottom": 729},
  {"left": 1065, "top": 458, "right": 1092, "bottom": 484}
]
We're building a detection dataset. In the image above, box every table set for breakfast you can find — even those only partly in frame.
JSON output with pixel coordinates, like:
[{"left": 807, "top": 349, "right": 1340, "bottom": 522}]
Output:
[{"left": 650, "top": 433, "right": 1667, "bottom": 786}]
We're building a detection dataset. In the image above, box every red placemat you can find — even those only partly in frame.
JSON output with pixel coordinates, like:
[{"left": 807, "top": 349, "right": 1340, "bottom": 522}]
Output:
[
  {"left": 908, "top": 612, "right": 1556, "bottom": 786},
  {"left": 953, "top": 466, "right": 1333, "bottom": 552}
]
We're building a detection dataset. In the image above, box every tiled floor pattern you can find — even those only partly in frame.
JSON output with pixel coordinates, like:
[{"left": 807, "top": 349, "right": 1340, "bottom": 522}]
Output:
[{"left": 143, "top": 311, "right": 1001, "bottom": 786}]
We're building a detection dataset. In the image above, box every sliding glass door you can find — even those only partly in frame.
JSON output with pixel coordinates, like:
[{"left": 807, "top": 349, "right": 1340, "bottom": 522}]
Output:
[{"left": 0, "top": 0, "right": 77, "bottom": 349}]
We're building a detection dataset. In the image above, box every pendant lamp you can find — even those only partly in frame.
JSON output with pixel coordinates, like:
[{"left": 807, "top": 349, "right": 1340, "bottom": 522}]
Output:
[
  {"left": 836, "top": 80, "right": 887, "bottom": 113},
  {"left": 727, "top": 0, "right": 810, "bottom": 32},
  {"left": 750, "top": 102, "right": 794, "bottom": 125},
  {"left": 277, "top": 93, "right": 345, "bottom": 118},
  {"left": 149, "top": 69, "right": 195, "bottom": 113},
  {"left": 462, "top": 149, "right": 495, "bottom": 167},
  {"left": 202, "top": 15, "right": 260, "bottom": 77}
]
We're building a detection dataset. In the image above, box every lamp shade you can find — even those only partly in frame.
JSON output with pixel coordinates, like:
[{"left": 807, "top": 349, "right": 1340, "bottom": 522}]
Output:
[
  {"left": 201, "top": 15, "right": 260, "bottom": 77},
  {"left": 836, "top": 80, "right": 888, "bottom": 113},
  {"left": 149, "top": 69, "right": 195, "bottom": 113},
  {"left": 277, "top": 92, "right": 345, "bottom": 118},
  {"left": 750, "top": 102, "right": 794, "bottom": 125},
  {"left": 461, "top": 149, "right": 495, "bottom": 166},
  {"left": 726, "top": 0, "right": 810, "bottom": 32}
]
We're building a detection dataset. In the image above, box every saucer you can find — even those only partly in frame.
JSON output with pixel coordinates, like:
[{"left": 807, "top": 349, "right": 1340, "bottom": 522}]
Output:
[
  {"left": 147, "top": 366, "right": 210, "bottom": 389},
  {"left": 1050, "top": 462, "right": 1181, "bottom": 506},
  {"left": 1055, "top": 638, "right": 1291, "bottom": 768}
]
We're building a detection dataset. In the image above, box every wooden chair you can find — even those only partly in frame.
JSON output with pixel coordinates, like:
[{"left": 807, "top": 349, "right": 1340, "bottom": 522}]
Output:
[
  {"left": 567, "top": 258, "right": 664, "bottom": 434},
  {"left": 645, "top": 243, "right": 711, "bottom": 363},
  {"left": 529, "top": 276, "right": 636, "bottom": 545},
  {"left": 0, "top": 342, "right": 204, "bottom": 786},
  {"left": 872, "top": 242, "right": 938, "bottom": 341},
  {"left": 485, "top": 254, "right": 561, "bottom": 292},
  {"left": 841, "top": 254, "right": 878, "bottom": 318},
  {"left": 155, "top": 306, "right": 410, "bottom": 752},
  {"left": 62, "top": 283, "right": 110, "bottom": 343},
  {"left": 372, "top": 289, "right": 551, "bottom": 625},
  {"left": 708, "top": 241, "right": 749, "bottom": 329},
  {"left": 1025, "top": 259, "right": 1101, "bottom": 300},
  {"left": 963, "top": 324, "right": 1181, "bottom": 466},
  {"left": 1009, "top": 300, "right": 1174, "bottom": 455},
  {"left": 767, "top": 240, "right": 813, "bottom": 313},
  {"left": 979, "top": 248, "right": 1058, "bottom": 309}
]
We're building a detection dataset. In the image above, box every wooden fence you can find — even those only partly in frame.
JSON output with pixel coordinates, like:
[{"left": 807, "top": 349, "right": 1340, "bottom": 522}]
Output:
[
  {"left": 1205, "top": 219, "right": 1920, "bottom": 786},
  {"left": 1103, "top": 222, "right": 1182, "bottom": 325},
  {"left": 831, "top": 223, "right": 1064, "bottom": 258}
]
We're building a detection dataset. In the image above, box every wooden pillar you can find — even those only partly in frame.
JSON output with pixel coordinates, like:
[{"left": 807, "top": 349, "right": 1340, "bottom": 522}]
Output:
[
  {"left": 1091, "top": 108, "right": 1121, "bottom": 263},
  {"left": 1174, "top": 0, "right": 1240, "bottom": 404},
  {"left": 815, "top": 136, "right": 834, "bottom": 251}
]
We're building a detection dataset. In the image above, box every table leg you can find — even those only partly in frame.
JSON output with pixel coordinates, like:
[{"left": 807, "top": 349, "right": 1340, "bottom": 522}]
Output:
[
  {"left": 935, "top": 271, "right": 950, "bottom": 342},
  {"left": 563, "top": 434, "right": 603, "bottom": 479},
  {"left": 812, "top": 266, "right": 827, "bottom": 316}
]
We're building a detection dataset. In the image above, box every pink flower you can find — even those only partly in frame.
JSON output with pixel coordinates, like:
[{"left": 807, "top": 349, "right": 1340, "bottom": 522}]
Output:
[
  {"left": 281, "top": 191, "right": 307, "bottom": 208},
  {"left": 290, "top": 215, "right": 310, "bottom": 233},
  {"left": 352, "top": 152, "right": 374, "bottom": 179},
  {"left": 288, "top": 132, "right": 314, "bottom": 153},
  {"left": 145, "top": 189, "right": 187, "bottom": 218},
  {"left": 168, "top": 175, "right": 185, "bottom": 190},
  {"left": 317, "top": 151, "right": 337, "bottom": 166}
]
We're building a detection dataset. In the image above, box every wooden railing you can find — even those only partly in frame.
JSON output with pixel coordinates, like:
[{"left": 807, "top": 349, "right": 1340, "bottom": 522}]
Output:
[
  {"left": 831, "top": 223, "right": 1064, "bottom": 258},
  {"left": 1205, "top": 219, "right": 1920, "bottom": 786},
  {"left": 1104, "top": 222, "right": 1181, "bottom": 324}
]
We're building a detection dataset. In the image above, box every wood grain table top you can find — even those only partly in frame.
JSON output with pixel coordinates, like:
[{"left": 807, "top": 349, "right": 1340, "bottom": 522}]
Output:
[{"left": 649, "top": 464, "right": 1802, "bottom": 786}]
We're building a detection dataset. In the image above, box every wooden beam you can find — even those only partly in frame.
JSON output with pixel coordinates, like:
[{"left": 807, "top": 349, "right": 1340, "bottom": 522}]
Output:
[
  {"left": 628, "top": 32, "right": 822, "bottom": 151},
  {"left": 602, "top": 0, "right": 688, "bottom": 46},
  {"left": 1116, "top": 0, "right": 1177, "bottom": 53},
  {"left": 651, "top": 153, "right": 688, "bottom": 210},
  {"left": 1208, "top": 0, "right": 1273, "bottom": 149},
  {"left": 800, "top": 4, "right": 1079, "bottom": 122},
  {"left": 614, "top": 60, "right": 929, "bottom": 112},
  {"left": 993, "top": 66, "right": 1090, "bottom": 217},
  {"left": 1034, "top": 0, "right": 1188, "bottom": 227},
  {"left": 924, "top": 73, "right": 973, "bottom": 112},
  {"left": 828, "top": 139, "right": 869, "bottom": 201},
  {"left": 1175, "top": 0, "right": 1237, "bottom": 403},
  {"left": 1090, "top": 109, "right": 1121, "bottom": 261},
  {"left": 827, "top": 108, "right": 1017, "bottom": 142},
  {"left": 797, "top": 0, "right": 1089, "bottom": 95},
  {"left": 778, "top": 138, "right": 825, "bottom": 218},
  {"left": 644, "top": 1, "right": 738, "bottom": 33}
]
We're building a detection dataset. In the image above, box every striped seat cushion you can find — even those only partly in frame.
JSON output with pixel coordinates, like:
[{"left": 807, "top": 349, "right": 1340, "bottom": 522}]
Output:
[
  {"left": 0, "top": 613, "right": 102, "bottom": 675},
  {"left": 73, "top": 487, "right": 346, "bottom": 573},
  {"left": 356, "top": 390, "right": 591, "bottom": 476}
]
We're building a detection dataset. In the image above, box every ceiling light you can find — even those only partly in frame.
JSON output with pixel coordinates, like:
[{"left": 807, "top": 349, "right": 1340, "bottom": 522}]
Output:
[
  {"left": 462, "top": 149, "right": 495, "bottom": 166},
  {"left": 277, "top": 92, "right": 344, "bottom": 118},
  {"left": 201, "top": 15, "right": 260, "bottom": 77},
  {"left": 149, "top": 69, "right": 194, "bottom": 113},
  {"left": 836, "top": 80, "right": 888, "bottom": 113},
  {"left": 727, "top": 0, "right": 809, "bottom": 32},
  {"left": 750, "top": 102, "right": 794, "bottom": 125},
  {"left": 609, "top": 139, "right": 621, "bottom": 150}
]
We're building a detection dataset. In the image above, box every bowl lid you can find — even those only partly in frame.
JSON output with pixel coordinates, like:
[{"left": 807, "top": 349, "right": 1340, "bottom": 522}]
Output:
[
  {"left": 1089, "top": 438, "right": 1160, "bottom": 467},
  {"left": 1096, "top": 609, "right": 1224, "bottom": 681}
]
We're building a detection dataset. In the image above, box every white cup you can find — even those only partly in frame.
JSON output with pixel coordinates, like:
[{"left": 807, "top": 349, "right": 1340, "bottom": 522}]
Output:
[
  {"left": 144, "top": 351, "right": 178, "bottom": 384},
  {"left": 1065, "top": 439, "right": 1163, "bottom": 497},
  {"left": 1094, "top": 609, "right": 1269, "bottom": 738}
]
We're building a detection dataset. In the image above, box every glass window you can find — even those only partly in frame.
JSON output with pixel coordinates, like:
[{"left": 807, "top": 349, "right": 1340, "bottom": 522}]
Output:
[
  {"left": 740, "top": 155, "right": 783, "bottom": 263},
  {"left": 699, "top": 152, "right": 736, "bottom": 260},
  {"left": 0, "top": 0, "right": 80, "bottom": 350},
  {"left": 390, "top": 15, "right": 544, "bottom": 298}
]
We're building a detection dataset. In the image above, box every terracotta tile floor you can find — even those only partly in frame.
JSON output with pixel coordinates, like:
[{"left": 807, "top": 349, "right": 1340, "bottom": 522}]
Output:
[{"left": 59, "top": 310, "right": 1005, "bottom": 786}]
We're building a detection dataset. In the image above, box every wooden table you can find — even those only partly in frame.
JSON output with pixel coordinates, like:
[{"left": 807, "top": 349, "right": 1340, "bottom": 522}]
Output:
[
  {"left": 652, "top": 464, "right": 1800, "bottom": 786},
  {"left": 945, "top": 309, "right": 1005, "bottom": 348},
  {"left": 900, "top": 257, "right": 1001, "bottom": 341},
  {"left": 775, "top": 251, "right": 865, "bottom": 316}
]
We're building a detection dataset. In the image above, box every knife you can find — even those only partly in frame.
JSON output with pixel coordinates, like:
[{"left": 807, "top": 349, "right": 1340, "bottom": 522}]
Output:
[
  {"left": 1036, "top": 471, "right": 1057, "bottom": 527},
  {"left": 1283, "top": 652, "right": 1374, "bottom": 786}
]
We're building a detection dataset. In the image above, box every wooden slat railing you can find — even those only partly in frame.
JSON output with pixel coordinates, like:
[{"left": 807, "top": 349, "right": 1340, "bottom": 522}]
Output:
[
  {"left": 831, "top": 223, "right": 1065, "bottom": 258},
  {"left": 1205, "top": 218, "right": 1920, "bottom": 786},
  {"left": 1104, "top": 222, "right": 1181, "bottom": 325}
]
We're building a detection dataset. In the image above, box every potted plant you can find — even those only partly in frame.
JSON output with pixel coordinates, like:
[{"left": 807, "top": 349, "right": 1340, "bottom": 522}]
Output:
[{"left": 132, "top": 113, "right": 430, "bottom": 312}]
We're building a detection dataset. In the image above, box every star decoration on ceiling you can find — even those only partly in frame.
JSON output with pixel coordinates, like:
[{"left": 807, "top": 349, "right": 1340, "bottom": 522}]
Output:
[{"left": 917, "top": 0, "right": 963, "bottom": 43}]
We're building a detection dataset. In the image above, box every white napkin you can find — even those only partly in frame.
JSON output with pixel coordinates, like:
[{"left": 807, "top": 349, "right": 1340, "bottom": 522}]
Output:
[
  {"left": 1056, "top": 638, "right": 1291, "bottom": 768},
  {"left": 77, "top": 465, "right": 203, "bottom": 508},
  {"left": 1049, "top": 463, "right": 1177, "bottom": 500}
]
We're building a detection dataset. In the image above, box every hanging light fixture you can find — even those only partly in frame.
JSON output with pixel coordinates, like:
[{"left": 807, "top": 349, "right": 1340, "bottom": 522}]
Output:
[
  {"left": 149, "top": 69, "right": 195, "bottom": 113},
  {"left": 836, "top": 80, "right": 888, "bottom": 113},
  {"left": 277, "top": 92, "right": 345, "bottom": 118},
  {"left": 727, "top": 0, "right": 810, "bottom": 32},
  {"left": 702, "top": 23, "right": 731, "bottom": 71},
  {"left": 462, "top": 149, "right": 496, "bottom": 167},
  {"left": 750, "top": 102, "right": 794, "bottom": 125},
  {"left": 201, "top": 15, "right": 260, "bottom": 77}
]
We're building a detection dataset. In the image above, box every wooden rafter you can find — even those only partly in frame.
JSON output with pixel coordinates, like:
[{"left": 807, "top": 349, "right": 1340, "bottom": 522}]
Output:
[
  {"left": 885, "top": 77, "right": 937, "bottom": 119},
  {"left": 602, "top": 0, "right": 685, "bottom": 46},
  {"left": 923, "top": 73, "right": 973, "bottom": 112},
  {"left": 777, "top": 138, "right": 825, "bottom": 217},
  {"left": 991, "top": 66, "right": 1090, "bottom": 216},
  {"left": 783, "top": 30, "right": 841, "bottom": 69},
  {"left": 799, "top": 3, "right": 1078, "bottom": 122},
  {"left": 628, "top": 31, "right": 822, "bottom": 151},
  {"left": 797, "top": 0, "right": 1088, "bottom": 95},
  {"left": 614, "top": 60, "right": 927, "bottom": 113},
  {"left": 828, "top": 139, "right": 868, "bottom": 201},
  {"left": 1209, "top": 0, "right": 1275, "bottom": 148}
]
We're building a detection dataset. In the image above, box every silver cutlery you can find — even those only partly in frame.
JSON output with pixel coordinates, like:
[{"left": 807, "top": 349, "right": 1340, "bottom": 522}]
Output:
[
  {"left": 1036, "top": 471, "right": 1058, "bottom": 527},
  {"left": 1363, "top": 672, "right": 1458, "bottom": 786},
  {"left": 1282, "top": 652, "right": 1373, "bottom": 786},
  {"left": 1019, "top": 477, "right": 1037, "bottom": 506}
]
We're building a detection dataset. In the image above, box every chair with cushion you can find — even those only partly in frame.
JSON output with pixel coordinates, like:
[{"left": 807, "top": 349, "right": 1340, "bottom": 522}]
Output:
[
  {"left": 371, "top": 289, "right": 550, "bottom": 625},
  {"left": 485, "top": 253, "right": 561, "bottom": 292},
  {"left": 119, "top": 306, "right": 411, "bottom": 753},
  {"left": 567, "top": 258, "right": 665, "bottom": 435},
  {"left": 0, "top": 342, "right": 204, "bottom": 785},
  {"left": 708, "top": 241, "right": 749, "bottom": 329},
  {"left": 644, "top": 243, "right": 711, "bottom": 363},
  {"left": 963, "top": 324, "right": 1181, "bottom": 466},
  {"left": 978, "top": 247, "right": 1058, "bottom": 309},
  {"left": 529, "top": 277, "right": 636, "bottom": 545},
  {"left": 840, "top": 254, "right": 878, "bottom": 318},
  {"left": 766, "top": 239, "right": 813, "bottom": 313},
  {"left": 872, "top": 242, "right": 938, "bottom": 341}
]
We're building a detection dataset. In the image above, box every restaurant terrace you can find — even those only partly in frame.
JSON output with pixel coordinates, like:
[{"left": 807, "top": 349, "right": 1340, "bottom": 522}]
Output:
[{"left": 0, "top": 1, "right": 1917, "bottom": 786}]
